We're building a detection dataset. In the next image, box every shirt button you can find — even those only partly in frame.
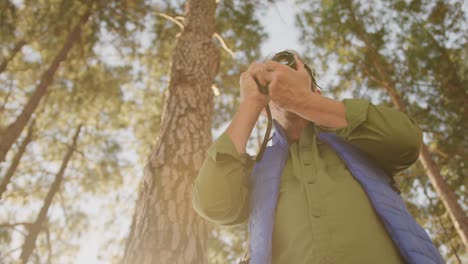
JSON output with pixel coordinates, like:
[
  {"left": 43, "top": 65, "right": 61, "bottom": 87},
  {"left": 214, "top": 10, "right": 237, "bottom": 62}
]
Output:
[
  {"left": 319, "top": 255, "right": 335, "bottom": 264},
  {"left": 311, "top": 208, "right": 321, "bottom": 217},
  {"left": 308, "top": 178, "right": 316, "bottom": 184}
]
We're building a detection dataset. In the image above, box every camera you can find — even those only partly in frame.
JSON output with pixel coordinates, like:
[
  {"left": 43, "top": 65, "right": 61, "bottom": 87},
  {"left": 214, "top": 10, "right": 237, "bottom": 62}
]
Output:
[{"left": 272, "top": 51, "right": 298, "bottom": 70}]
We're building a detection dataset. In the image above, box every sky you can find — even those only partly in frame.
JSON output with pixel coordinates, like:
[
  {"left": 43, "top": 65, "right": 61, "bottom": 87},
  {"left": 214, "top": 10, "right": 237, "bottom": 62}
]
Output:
[{"left": 259, "top": 0, "right": 302, "bottom": 55}]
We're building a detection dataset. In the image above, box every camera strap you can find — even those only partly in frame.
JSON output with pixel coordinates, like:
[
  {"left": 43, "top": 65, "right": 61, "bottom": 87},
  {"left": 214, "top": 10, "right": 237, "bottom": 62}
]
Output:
[{"left": 255, "top": 105, "right": 272, "bottom": 162}]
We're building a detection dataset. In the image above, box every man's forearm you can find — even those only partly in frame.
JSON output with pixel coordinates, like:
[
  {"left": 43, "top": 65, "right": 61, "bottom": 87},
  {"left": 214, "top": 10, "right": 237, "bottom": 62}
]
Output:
[
  {"left": 294, "top": 92, "right": 348, "bottom": 129},
  {"left": 226, "top": 99, "right": 264, "bottom": 154}
]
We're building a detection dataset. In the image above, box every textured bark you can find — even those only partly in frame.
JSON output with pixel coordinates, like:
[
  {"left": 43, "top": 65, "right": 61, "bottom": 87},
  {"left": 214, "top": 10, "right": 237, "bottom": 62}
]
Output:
[
  {"left": 19, "top": 124, "right": 82, "bottom": 264},
  {"left": 0, "top": 120, "right": 34, "bottom": 200},
  {"left": 0, "top": 9, "right": 91, "bottom": 162},
  {"left": 122, "top": 1, "right": 219, "bottom": 263},
  {"left": 347, "top": 2, "right": 468, "bottom": 250},
  {"left": 0, "top": 40, "right": 26, "bottom": 74}
]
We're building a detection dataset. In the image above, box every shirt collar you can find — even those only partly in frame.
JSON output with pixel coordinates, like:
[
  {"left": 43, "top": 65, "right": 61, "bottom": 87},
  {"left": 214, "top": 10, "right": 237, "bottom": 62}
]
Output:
[{"left": 272, "top": 120, "right": 316, "bottom": 148}]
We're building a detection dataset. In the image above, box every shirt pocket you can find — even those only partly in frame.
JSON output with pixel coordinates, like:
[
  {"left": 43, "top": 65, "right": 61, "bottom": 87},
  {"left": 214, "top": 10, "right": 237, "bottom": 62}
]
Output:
[{"left": 321, "top": 146, "right": 348, "bottom": 182}]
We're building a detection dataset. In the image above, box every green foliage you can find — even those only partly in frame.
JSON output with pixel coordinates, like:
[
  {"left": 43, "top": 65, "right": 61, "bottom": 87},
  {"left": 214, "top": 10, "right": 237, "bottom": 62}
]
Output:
[{"left": 0, "top": 0, "right": 18, "bottom": 38}]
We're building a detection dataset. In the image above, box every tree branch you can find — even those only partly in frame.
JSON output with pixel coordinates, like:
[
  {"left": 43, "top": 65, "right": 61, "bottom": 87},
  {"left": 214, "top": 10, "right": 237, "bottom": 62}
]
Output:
[
  {"left": 213, "top": 32, "right": 235, "bottom": 57},
  {"left": 156, "top": 12, "right": 235, "bottom": 57},
  {"left": 0, "top": 222, "right": 34, "bottom": 229},
  {"left": 156, "top": 12, "right": 184, "bottom": 30}
]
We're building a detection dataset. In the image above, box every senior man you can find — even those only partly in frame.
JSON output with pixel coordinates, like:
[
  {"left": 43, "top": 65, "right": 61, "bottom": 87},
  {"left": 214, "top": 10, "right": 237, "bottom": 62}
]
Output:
[{"left": 192, "top": 51, "right": 443, "bottom": 264}]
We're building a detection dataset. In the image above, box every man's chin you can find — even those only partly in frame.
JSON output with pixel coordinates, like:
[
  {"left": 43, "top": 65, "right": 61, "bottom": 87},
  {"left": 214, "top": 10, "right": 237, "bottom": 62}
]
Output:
[
  {"left": 270, "top": 104, "right": 302, "bottom": 122},
  {"left": 273, "top": 110, "right": 303, "bottom": 124},
  {"left": 282, "top": 109, "right": 301, "bottom": 119}
]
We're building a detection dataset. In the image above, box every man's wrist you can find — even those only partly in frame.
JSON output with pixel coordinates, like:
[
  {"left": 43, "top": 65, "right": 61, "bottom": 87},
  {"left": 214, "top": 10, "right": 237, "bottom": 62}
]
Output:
[
  {"left": 290, "top": 90, "right": 314, "bottom": 114},
  {"left": 292, "top": 92, "right": 348, "bottom": 128},
  {"left": 240, "top": 98, "right": 266, "bottom": 113}
]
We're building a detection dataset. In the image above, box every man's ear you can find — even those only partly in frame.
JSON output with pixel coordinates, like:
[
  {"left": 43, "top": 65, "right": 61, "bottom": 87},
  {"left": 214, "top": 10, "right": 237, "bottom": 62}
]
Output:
[{"left": 315, "top": 88, "right": 322, "bottom": 95}]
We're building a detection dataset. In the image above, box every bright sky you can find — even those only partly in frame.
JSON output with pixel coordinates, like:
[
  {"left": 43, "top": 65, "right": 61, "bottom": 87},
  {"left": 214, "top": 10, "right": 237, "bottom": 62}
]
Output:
[{"left": 260, "top": 1, "right": 302, "bottom": 55}]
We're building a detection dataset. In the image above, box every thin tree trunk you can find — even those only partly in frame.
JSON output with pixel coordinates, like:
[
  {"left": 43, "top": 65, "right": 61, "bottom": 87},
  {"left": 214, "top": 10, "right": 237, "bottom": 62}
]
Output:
[
  {"left": 0, "top": 119, "right": 34, "bottom": 200},
  {"left": 0, "top": 9, "right": 91, "bottom": 162},
  {"left": 419, "top": 147, "right": 468, "bottom": 248},
  {"left": 346, "top": 2, "right": 468, "bottom": 250},
  {"left": 0, "top": 40, "right": 26, "bottom": 74},
  {"left": 122, "top": 1, "right": 219, "bottom": 263},
  {"left": 420, "top": 178, "right": 463, "bottom": 264},
  {"left": 19, "top": 125, "right": 82, "bottom": 264}
]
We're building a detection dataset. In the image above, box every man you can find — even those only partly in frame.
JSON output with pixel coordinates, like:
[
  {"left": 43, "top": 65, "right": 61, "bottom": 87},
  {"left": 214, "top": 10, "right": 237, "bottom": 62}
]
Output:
[{"left": 192, "top": 51, "right": 427, "bottom": 263}]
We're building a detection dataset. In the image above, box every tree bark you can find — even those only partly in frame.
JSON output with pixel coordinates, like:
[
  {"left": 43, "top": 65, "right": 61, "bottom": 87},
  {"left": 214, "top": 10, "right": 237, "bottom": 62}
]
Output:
[
  {"left": 122, "top": 0, "right": 219, "bottom": 263},
  {"left": 0, "top": 119, "right": 34, "bottom": 200},
  {"left": 0, "top": 9, "right": 91, "bottom": 162},
  {"left": 0, "top": 40, "right": 26, "bottom": 74},
  {"left": 19, "top": 124, "right": 82, "bottom": 264},
  {"left": 346, "top": 2, "right": 468, "bottom": 250}
]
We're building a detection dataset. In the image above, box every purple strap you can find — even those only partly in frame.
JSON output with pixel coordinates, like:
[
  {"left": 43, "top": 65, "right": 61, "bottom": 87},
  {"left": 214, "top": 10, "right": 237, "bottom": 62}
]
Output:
[{"left": 249, "top": 122, "right": 289, "bottom": 264}]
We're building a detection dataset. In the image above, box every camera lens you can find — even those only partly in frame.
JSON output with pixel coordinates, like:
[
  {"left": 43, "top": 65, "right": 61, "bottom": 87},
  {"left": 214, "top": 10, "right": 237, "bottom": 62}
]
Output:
[
  {"left": 272, "top": 51, "right": 296, "bottom": 70},
  {"left": 276, "top": 55, "right": 290, "bottom": 65}
]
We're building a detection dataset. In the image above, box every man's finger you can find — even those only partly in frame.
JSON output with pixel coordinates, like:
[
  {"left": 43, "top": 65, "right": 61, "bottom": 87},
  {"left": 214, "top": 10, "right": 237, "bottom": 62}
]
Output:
[
  {"left": 294, "top": 55, "right": 306, "bottom": 72},
  {"left": 247, "top": 61, "right": 261, "bottom": 72},
  {"left": 264, "top": 60, "right": 286, "bottom": 72},
  {"left": 248, "top": 64, "right": 273, "bottom": 86}
]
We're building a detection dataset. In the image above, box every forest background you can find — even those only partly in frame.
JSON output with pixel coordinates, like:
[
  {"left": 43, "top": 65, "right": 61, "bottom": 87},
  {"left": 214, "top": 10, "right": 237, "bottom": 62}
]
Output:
[{"left": 0, "top": 0, "right": 466, "bottom": 263}]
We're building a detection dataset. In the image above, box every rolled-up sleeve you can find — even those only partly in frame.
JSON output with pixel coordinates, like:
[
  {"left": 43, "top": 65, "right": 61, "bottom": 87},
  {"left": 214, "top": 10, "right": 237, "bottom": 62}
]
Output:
[
  {"left": 319, "top": 98, "right": 423, "bottom": 175},
  {"left": 192, "top": 132, "right": 254, "bottom": 225}
]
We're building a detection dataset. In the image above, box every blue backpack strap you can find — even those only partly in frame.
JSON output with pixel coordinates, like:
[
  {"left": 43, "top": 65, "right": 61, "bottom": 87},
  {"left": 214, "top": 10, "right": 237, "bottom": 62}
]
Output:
[
  {"left": 249, "top": 128, "right": 289, "bottom": 264},
  {"left": 317, "top": 132, "right": 445, "bottom": 264}
]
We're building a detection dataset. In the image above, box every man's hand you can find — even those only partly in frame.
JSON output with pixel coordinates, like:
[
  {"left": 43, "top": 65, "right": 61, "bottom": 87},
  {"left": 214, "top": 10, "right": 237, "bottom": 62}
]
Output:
[
  {"left": 239, "top": 70, "right": 269, "bottom": 109},
  {"left": 247, "top": 56, "right": 347, "bottom": 129},
  {"left": 248, "top": 55, "right": 311, "bottom": 113}
]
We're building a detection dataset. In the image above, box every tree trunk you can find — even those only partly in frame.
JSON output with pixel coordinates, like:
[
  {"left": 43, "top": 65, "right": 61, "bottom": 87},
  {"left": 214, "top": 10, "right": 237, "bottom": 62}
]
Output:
[
  {"left": 346, "top": 2, "right": 468, "bottom": 250},
  {"left": 419, "top": 147, "right": 468, "bottom": 248},
  {"left": 0, "top": 119, "right": 34, "bottom": 200},
  {"left": 0, "top": 9, "right": 91, "bottom": 162},
  {"left": 0, "top": 40, "right": 26, "bottom": 74},
  {"left": 19, "top": 124, "right": 82, "bottom": 264},
  {"left": 122, "top": 1, "right": 219, "bottom": 263}
]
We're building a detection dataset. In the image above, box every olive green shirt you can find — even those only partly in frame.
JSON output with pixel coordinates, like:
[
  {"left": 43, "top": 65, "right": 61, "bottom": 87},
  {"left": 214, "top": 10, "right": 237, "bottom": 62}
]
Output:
[{"left": 193, "top": 99, "right": 422, "bottom": 264}]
